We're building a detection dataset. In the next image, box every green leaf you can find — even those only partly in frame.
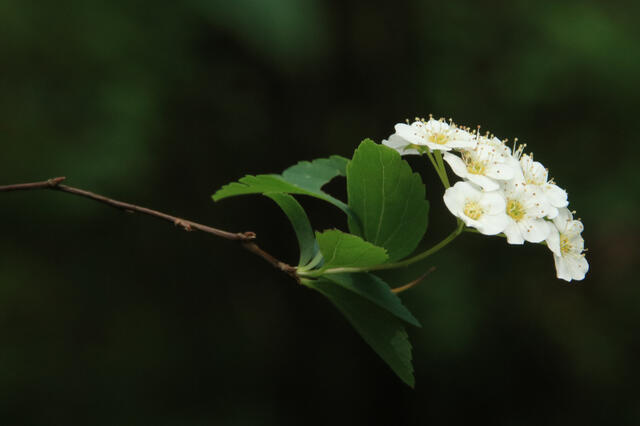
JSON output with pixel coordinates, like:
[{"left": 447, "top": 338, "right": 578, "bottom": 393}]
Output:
[
  {"left": 265, "top": 193, "right": 317, "bottom": 266},
  {"left": 323, "top": 273, "right": 421, "bottom": 327},
  {"left": 281, "top": 155, "right": 349, "bottom": 192},
  {"left": 303, "top": 278, "right": 415, "bottom": 387},
  {"left": 316, "top": 229, "right": 388, "bottom": 271},
  {"left": 347, "top": 139, "right": 429, "bottom": 261},
  {"left": 212, "top": 156, "right": 358, "bottom": 226}
]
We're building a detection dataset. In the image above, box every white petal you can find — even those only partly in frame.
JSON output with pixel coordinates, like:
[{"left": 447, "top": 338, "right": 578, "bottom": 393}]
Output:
[
  {"left": 504, "top": 221, "right": 525, "bottom": 244},
  {"left": 454, "top": 181, "right": 482, "bottom": 198},
  {"left": 477, "top": 212, "right": 509, "bottom": 235},
  {"left": 521, "top": 155, "right": 548, "bottom": 184},
  {"left": 554, "top": 254, "right": 573, "bottom": 281},
  {"left": 545, "top": 205, "right": 559, "bottom": 220},
  {"left": 447, "top": 138, "right": 477, "bottom": 150},
  {"left": 424, "top": 119, "right": 450, "bottom": 132},
  {"left": 566, "top": 220, "right": 584, "bottom": 237},
  {"left": 424, "top": 141, "right": 454, "bottom": 152},
  {"left": 485, "top": 163, "right": 515, "bottom": 181},
  {"left": 545, "top": 223, "right": 561, "bottom": 256},
  {"left": 467, "top": 174, "right": 499, "bottom": 191},
  {"left": 507, "top": 159, "right": 526, "bottom": 183},
  {"left": 382, "top": 134, "right": 420, "bottom": 156},
  {"left": 481, "top": 191, "right": 507, "bottom": 215},
  {"left": 522, "top": 192, "right": 547, "bottom": 218},
  {"left": 443, "top": 187, "right": 464, "bottom": 218},
  {"left": 544, "top": 183, "right": 568, "bottom": 208},
  {"left": 568, "top": 232, "right": 585, "bottom": 252},
  {"left": 443, "top": 152, "right": 469, "bottom": 179},
  {"left": 394, "top": 123, "right": 425, "bottom": 146},
  {"left": 566, "top": 256, "right": 589, "bottom": 281},
  {"left": 460, "top": 215, "right": 481, "bottom": 228},
  {"left": 553, "top": 208, "right": 573, "bottom": 231},
  {"left": 519, "top": 218, "right": 550, "bottom": 243},
  {"left": 443, "top": 182, "right": 478, "bottom": 218}
]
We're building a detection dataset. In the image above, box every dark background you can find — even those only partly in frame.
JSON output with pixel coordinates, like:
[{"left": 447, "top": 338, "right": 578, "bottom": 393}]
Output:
[{"left": 1, "top": 1, "right": 639, "bottom": 425}]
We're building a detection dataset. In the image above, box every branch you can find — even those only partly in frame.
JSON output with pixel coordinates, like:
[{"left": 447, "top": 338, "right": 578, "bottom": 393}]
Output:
[{"left": 0, "top": 177, "right": 298, "bottom": 281}]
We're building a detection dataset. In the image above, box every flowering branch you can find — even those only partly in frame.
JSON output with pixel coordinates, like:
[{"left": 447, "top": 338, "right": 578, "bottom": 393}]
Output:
[
  {"left": 1, "top": 115, "right": 590, "bottom": 388},
  {"left": 0, "top": 176, "right": 298, "bottom": 280}
]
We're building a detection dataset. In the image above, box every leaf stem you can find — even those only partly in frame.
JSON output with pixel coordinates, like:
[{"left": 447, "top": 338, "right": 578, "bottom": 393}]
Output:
[
  {"left": 305, "top": 220, "right": 465, "bottom": 276},
  {"left": 297, "top": 250, "right": 323, "bottom": 271},
  {"left": 370, "top": 219, "right": 464, "bottom": 270}
]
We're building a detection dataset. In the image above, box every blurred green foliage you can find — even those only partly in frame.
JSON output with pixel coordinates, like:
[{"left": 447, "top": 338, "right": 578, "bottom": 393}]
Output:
[{"left": 1, "top": 0, "right": 639, "bottom": 425}]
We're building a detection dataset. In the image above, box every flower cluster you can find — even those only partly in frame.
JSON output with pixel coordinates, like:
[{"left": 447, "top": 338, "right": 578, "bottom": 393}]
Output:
[{"left": 383, "top": 116, "right": 588, "bottom": 282}]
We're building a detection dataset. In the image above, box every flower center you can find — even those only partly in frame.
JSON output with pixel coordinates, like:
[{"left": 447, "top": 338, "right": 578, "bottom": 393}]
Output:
[
  {"left": 429, "top": 133, "right": 449, "bottom": 145},
  {"left": 463, "top": 200, "right": 484, "bottom": 220},
  {"left": 506, "top": 199, "right": 525, "bottom": 221},
  {"left": 560, "top": 234, "right": 572, "bottom": 255},
  {"left": 467, "top": 160, "right": 485, "bottom": 175},
  {"left": 462, "top": 153, "right": 486, "bottom": 175}
]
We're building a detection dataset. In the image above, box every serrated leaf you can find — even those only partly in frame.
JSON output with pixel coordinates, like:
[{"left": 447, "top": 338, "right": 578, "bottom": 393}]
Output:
[
  {"left": 347, "top": 139, "right": 429, "bottom": 261},
  {"left": 281, "top": 155, "right": 348, "bottom": 192},
  {"left": 316, "top": 229, "right": 388, "bottom": 271},
  {"left": 265, "top": 193, "right": 317, "bottom": 266},
  {"left": 323, "top": 273, "right": 421, "bottom": 327},
  {"left": 212, "top": 156, "right": 358, "bottom": 227},
  {"left": 303, "top": 278, "right": 415, "bottom": 387}
]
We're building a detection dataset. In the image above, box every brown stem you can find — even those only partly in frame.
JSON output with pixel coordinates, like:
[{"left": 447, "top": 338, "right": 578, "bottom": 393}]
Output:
[
  {"left": 0, "top": 177, "right": 297, "bottom": 279},
  {"left": 391, "top": 267, "right": 436, "bottom": 294}
]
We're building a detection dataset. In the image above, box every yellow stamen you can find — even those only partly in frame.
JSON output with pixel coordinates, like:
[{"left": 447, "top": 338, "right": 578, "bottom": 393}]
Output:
[
  {"left": 464, "top": 201, "right": 483, "bottom": 220},
  {"left": 560, "top": 234, "right": 572, "bottom": 255},
  {"left": 506, "top": 199, "right": 525, "bottom": 221},
  {"left": 429, "top": 133, "right": 449, "bottom": 145}
]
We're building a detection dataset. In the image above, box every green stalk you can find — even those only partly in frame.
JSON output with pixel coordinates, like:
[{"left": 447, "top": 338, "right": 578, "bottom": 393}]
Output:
[
  {"left": 302, "top": 220, "right": 465, "bottom": 276},
  {"left": 297, "top": 250, "right": 324, "bottom": 271},
  {"left": 433, "top": 150, "right": 450, "bottom": 188},
  {"left": 424, "top": 149, "right": 449, "bottom": 189}
]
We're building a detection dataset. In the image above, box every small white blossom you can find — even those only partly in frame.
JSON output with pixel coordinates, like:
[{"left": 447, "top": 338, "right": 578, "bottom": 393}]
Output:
[
  {"left": 501, "top": 179, "right": 551, "bottom": 244},
  {"left": 394, "top": 118, "right": 477, "bottom": 152},
  {"left": 519, "top": 154, "right": 568, "bottom": 218},
  {"left": 393, "top": 113, "right": 588, "bottom": 282},
  {"left": 443, "top": 136, "right": 516, "bottom": 191},
  {"left": 382, "top": 134, "right": 421, "bottom": 156},
  {"left": 545, "top": 208, "right": 588, "bottom": 282},
  {"left": 443, "top": 181, "right": 509, "bottom": 235}
]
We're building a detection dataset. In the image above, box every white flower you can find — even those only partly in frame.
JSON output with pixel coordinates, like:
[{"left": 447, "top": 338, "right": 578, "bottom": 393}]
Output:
[
  {"left": 545, "top": 208, "right": 588, "bottom": 282},
  {"left": 443, "top": 136, "right": 516, "bottom": 191},
  {"left": 501, "top": 179, "right": 551, "bottom": 244},
  {"left": 382, "top": 134, "right": 421, "bottom": 156},
  {"left": 443, "top": 181, "right": 509, "bottom": 235},
  {"left": 394, "top": 118, "right": 477, "bottom": 152},
  {"left": 519, "top": 154, "right": 568, "bottom": 218}
]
